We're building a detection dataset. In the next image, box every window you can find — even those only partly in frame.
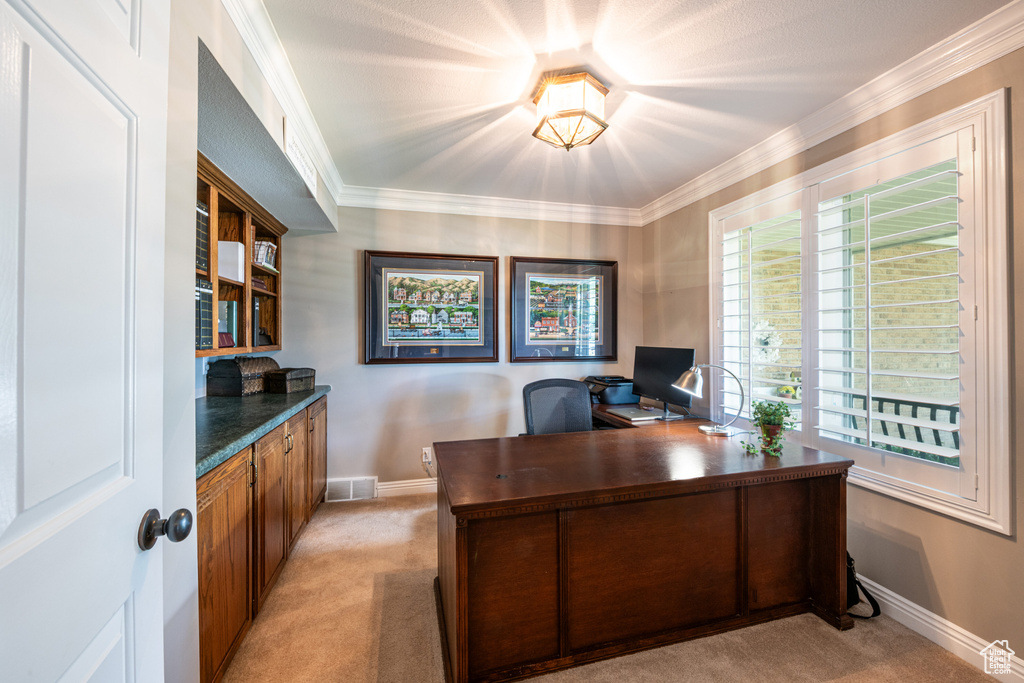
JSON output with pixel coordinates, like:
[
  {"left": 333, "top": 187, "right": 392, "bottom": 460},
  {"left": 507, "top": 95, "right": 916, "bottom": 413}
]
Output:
[
  {"left": 719, "top": 195, "right": 803, "bottom": 427},
  {"left": 709, "top": 91, "right": 1010, "bottom": 533}
]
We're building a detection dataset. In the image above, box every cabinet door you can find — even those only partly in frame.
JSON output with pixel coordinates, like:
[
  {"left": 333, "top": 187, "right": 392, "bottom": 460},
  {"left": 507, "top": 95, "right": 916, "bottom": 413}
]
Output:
[
  {"left": 307, "top": 397, "right": 328, "bottom": 518},
  {"left": 197, "top": 449, "right": 253, "bottom": 683},
  {"left": 255, "top": 423, "right": 288, "bottom": 612},
  {"left": 285, "top": 412, "right": 307, "bottom": 551}
]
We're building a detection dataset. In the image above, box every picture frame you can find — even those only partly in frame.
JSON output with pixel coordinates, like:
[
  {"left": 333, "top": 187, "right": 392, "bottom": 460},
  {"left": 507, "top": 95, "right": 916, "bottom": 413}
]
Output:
[
  {"left": 510, "top": 256, "right": 617, "bottom": 363},
  {"left": 364, "top": 250, "right": 498, "bottom": 364}
]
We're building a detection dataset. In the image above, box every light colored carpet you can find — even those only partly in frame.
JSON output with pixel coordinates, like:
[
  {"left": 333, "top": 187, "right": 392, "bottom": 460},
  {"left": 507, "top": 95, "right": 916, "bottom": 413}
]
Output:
[{"left": 224, "top": 494, "right": 988, "bottom": 683}]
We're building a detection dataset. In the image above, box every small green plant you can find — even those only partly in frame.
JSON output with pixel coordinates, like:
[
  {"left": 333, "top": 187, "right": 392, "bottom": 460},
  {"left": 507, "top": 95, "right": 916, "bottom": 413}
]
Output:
[{"left": 741, "top": 400, "right": 797, "bottom": 457}]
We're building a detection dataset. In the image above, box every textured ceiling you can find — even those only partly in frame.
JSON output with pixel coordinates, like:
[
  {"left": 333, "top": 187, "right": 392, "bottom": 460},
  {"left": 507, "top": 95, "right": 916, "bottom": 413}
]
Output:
[
  {"left": 261, "top": 0, "right": 1010, "bottom": 209},
  {"left": 198, "top": 42, "right": 335, "bottom": 232}
]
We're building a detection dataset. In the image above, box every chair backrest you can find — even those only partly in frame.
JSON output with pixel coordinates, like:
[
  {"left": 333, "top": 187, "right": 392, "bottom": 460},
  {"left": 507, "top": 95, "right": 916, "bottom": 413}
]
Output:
[{"left": 523, "top": 379, "right": 593, "bottom": 435}]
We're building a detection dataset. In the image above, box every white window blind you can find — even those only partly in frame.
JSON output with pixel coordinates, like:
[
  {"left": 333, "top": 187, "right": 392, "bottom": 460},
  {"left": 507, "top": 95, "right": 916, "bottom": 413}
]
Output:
[
  {"left": 816, "top": 159, "right": 961, "bottom": 465},
  {"left": 812, "top": 130, "right": 976, "bottom": 500},
  {"left": 718, "top": 197, "right": 802, "bottom": 425}
]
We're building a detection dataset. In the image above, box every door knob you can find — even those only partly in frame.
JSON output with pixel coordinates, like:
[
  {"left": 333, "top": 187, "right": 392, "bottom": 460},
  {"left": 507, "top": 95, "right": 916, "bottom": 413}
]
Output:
[{"left": 138, "top": 508, "right": 193, "bottom": 550}]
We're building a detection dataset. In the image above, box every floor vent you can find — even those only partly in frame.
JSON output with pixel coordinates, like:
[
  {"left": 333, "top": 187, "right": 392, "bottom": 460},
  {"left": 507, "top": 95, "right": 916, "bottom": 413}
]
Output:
[{"left": 326, "top": 477, "right": 378, "bottom": 502}]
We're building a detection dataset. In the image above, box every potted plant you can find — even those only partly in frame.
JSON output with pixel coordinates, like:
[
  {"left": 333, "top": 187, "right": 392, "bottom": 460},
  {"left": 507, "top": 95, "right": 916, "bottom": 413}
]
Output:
[
  {"left": 741, "top": 400, "right": 796, "bottom": 457},
  {"left": 777, "top": 385, "right": 796, "bottom": 399}
]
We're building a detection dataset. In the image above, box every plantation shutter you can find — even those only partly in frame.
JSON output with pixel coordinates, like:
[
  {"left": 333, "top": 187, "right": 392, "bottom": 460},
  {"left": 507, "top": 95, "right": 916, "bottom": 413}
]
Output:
[
  {"left": 718, "top": 198, "right": 802, "bottom": 423},
  {"left": 815, "top": 133, "right": 963, "bottom": 467}
]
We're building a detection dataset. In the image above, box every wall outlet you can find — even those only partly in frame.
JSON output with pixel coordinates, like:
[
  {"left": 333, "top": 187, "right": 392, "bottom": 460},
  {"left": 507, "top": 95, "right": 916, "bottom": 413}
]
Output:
[{"left": 421, "top": 447, "right": 433, "bottom": 464}]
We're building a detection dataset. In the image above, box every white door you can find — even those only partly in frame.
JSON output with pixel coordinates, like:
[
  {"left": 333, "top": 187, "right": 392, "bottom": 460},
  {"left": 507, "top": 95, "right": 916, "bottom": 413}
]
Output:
[{"left": 0, "top": 0, "right": 171, "bottom": 680}]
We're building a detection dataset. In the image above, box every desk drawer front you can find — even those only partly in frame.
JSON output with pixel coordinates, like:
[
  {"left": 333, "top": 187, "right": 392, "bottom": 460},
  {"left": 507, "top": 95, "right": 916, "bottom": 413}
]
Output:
[
  {"left": 747, "top": 480, "right": 810, "bottom": 610},
  {"left": 567, "top": 490, "right": 740, "bottom": 649},
  {"left": 467, "top": 512, "right": 560, "bottom": 676}
]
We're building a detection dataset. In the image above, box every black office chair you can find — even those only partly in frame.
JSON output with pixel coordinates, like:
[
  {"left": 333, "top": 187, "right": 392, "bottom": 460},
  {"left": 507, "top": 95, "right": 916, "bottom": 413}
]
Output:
[{"left": 523, "top": 379, "right": 593, "bottom": 435}]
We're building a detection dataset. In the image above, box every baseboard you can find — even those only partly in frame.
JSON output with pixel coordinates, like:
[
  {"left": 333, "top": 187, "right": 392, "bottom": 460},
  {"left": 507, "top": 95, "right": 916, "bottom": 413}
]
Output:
[
  {"left": 858, "top": 575, "right": 1023, "bottom": 681},
  {"left": 376, "top": 478, "right": 437, "bottom": 497}
]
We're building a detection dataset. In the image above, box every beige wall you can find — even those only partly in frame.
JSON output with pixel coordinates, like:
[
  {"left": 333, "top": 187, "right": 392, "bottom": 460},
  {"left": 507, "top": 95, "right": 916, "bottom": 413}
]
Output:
[
  {"left": 276, "top": 208, "right": 642, "bottom": 482},
  {"left": 644, "top": 48, "right": 1024, "bottom": 648}
]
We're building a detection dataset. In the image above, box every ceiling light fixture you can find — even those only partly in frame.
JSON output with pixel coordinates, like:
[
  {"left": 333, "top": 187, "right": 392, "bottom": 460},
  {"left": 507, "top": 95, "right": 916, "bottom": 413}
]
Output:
[{"left": 532, "top": 71, "right": 608, "bottom": 151}]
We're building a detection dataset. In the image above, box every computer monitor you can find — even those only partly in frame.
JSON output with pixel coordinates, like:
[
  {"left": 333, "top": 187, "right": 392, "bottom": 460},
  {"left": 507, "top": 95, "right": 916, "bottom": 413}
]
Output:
[{"left": 632, "top": 346, "right": 696, "bottom": 421}]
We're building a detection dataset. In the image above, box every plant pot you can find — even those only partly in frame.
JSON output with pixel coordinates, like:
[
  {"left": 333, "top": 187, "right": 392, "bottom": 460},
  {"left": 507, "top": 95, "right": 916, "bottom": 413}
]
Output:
[
  {"left": 760, "top": 424, "right": 783, "bottom": 453},
  {"left": 778, "top": 393, "right": 794, "bottom": 400}
]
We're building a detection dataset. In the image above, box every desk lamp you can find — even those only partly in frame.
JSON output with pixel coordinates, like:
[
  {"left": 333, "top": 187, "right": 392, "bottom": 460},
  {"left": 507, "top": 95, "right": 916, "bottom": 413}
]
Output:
[{"left": 673, "top": 364, "right": 744, "bottom": 437}]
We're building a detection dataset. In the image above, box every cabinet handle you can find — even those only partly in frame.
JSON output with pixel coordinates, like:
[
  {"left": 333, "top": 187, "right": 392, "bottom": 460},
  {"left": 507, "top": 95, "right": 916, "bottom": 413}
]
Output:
[
  {"left": 286, "top": 433, "right": 293, "bottom": 452},
  {"left": 251, "top": 460, "right": 258, "bottom": 486}
]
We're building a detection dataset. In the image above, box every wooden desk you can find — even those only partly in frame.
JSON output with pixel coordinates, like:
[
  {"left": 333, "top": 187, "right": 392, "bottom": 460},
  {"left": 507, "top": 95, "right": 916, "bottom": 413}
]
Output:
[{"left": 434, "top": 420, "right": 854, "bottom": 683}]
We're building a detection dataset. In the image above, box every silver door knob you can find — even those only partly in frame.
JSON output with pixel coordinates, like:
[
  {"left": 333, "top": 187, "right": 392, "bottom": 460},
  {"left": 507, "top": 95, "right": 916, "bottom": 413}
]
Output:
[{"left": 138, "top": 508, "right": 193, "bottom": 550}]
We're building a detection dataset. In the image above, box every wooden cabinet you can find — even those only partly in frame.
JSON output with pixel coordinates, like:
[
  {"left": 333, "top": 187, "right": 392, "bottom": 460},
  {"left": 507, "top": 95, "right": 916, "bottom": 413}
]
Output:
[
  {"left": 284, "top": 412, "right": 307, "bottom": 552},
  {"left": 196, "top": 153, "right": 286, "bottom": 357},
  {"left": 197, "top": 396, "right": 327, "bottom": 682},
  {"left": 197, "top": 449, "right": 253, "bottom": 683},
  {"left": 307, "top": 396, "right": 328, "bottom": 517},
  {"left": 255, "top": 423, "right": 288, "bottom": 612}
]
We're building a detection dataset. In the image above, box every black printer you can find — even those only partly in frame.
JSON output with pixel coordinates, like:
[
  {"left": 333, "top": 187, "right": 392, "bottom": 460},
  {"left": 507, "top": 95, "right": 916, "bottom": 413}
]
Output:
[{"left": 583, "top": 375, "right": 640, "bottom": 405}]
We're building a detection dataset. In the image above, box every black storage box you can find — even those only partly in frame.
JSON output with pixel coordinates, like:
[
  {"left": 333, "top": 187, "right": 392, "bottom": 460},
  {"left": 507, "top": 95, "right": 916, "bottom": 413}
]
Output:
[
  {"left": 207, "top": 356, "right": 280, "bottom": 396},
  {"left": 264, "top": 368, "right": 315, "bottom": 394},
  {"left": 584, "top": 375, "right": 640, "bottom": 404}
]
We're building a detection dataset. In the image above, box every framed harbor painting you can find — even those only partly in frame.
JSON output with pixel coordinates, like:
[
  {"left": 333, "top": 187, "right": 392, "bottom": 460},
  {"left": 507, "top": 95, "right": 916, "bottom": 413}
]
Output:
[
  {"left": 364, "top": 251, "right": 498, "bottom": 363},
  {"left": 510, "top": 257, "right": 617, "bottom": 362}
]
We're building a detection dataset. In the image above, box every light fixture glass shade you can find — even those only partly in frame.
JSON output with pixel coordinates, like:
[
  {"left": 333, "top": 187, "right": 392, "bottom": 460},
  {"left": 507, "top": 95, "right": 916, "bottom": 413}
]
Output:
[
  {"left": 674, "top": 366, "right": 703, "bottom": 397},
  {"left": 532, "top": 72, "right": 608, "bottom": 150}
]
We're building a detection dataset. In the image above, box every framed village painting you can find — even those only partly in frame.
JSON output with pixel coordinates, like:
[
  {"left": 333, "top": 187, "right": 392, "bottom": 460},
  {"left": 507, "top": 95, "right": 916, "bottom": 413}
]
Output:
[
  {"left": 363, "top": 251, "right": 498, "bottom": 363},
  {"left": 510, "top": 257, "right": 617, "bottom": 363}
]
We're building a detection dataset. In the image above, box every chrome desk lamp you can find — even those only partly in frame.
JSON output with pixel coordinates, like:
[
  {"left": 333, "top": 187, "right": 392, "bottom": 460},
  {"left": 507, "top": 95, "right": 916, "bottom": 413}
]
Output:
[{"left": 673, "top": 364, "right": 744, "bottom": 437}]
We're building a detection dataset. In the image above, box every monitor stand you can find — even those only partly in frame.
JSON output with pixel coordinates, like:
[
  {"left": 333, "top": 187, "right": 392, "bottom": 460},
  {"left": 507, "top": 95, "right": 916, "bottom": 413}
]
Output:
[{"left": 656, "top": 401, "right": 690, "bottom": 421}]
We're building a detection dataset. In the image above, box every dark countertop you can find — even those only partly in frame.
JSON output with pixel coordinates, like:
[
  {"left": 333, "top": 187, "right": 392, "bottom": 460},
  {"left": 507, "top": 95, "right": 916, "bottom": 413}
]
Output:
[{"left": 196, "top": 385, "right": 331, "bottom": 478}]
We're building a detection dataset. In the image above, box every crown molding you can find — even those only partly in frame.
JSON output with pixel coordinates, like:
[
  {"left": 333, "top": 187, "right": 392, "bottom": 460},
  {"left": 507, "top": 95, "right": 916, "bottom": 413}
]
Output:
[
  {"left": 640, "top": 0, "right": 1024, "bottom": 225},
  {"left": 219, "top": 0, "right": 346, "bottom": 205},
  {"left": 338, "top": 185, "right": 641, "bottom": 227}
]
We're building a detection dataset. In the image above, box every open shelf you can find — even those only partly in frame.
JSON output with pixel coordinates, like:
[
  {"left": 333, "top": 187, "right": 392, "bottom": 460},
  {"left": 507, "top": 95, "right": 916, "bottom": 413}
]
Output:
[
  {"left": 251, "top": 261, "right": 279, "bottom": 276},
  {"left": 196, "top": 153, "right": 287, "bottom": 357}
]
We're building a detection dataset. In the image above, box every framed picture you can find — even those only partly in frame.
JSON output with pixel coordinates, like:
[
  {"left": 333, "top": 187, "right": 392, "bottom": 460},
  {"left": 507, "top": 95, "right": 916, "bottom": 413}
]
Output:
[
  {"left": 510, "top": 257, "right": 617, "bottom": 363},
  {"left": 364, "top": 250, "right": 498, "bottom": 364}
]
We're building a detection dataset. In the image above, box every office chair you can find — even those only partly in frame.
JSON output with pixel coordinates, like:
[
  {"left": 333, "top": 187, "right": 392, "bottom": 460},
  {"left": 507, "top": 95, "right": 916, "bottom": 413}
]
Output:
[{"left": 522, "top": 378, "right": 593, "bottom": 435}]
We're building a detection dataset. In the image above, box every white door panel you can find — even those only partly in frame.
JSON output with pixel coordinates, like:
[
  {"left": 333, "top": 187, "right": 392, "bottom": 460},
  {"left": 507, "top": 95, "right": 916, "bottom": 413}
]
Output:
[
  {"left": 17, "top": 0, "right": 141, "bottom": 56},
  {"left": 91, "top": 0, "right": 141, "bottom": 50},
  {"left": 21, "top": 16, "right": 131, "bottom": 510},
  {"left": 57, "top": 603, "right": 133, "bottom": 683},
  {"left": 0, "top": 0, "right": 170, "bottom": 680}
]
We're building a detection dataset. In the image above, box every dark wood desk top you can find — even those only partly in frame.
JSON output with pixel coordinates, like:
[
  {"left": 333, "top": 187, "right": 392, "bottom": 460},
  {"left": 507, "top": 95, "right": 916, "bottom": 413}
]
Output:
[{"left": 434, "top": 420, "right": 853, "bottom": 516}]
